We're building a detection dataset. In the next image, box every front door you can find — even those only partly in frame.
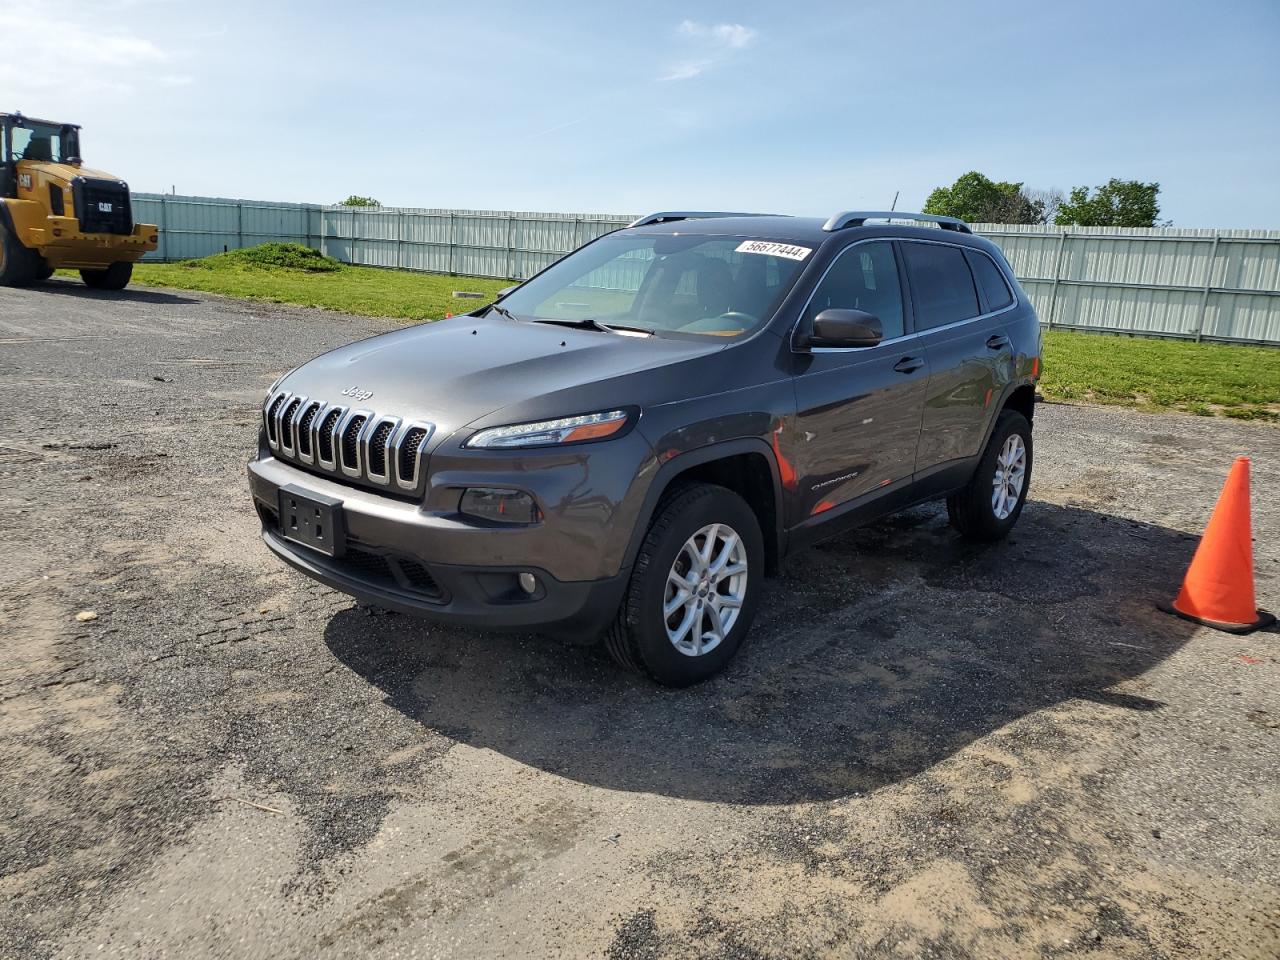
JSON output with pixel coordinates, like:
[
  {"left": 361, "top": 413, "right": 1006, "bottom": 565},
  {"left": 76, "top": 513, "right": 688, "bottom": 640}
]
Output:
[{"left": 789, "top": 240, "right": 929, "bottom": 531}]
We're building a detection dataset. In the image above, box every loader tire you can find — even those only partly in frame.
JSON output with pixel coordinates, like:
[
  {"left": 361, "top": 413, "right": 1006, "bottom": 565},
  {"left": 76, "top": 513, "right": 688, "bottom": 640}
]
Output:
[
  {"left": 80, "top": 262, "right": 133, "bottom": 291},
  {"left": 0, "top": 222, "right": 42, "bottom": 286}
]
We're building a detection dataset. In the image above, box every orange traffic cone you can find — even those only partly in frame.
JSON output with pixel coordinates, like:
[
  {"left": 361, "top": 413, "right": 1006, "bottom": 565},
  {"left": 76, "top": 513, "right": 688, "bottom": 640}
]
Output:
[{"left": 1158, "top": 457, "right": 1275, "bottom": 634}]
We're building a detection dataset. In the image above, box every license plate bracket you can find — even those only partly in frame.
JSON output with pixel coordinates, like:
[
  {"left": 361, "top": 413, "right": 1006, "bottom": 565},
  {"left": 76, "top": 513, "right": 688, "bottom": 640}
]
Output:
[{"left": 277, "top": 484, "right": 345, "bottom": 557}]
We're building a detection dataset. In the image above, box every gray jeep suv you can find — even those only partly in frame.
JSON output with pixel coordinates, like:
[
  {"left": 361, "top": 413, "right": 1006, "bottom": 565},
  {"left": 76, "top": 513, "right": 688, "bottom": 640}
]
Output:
[{"left": 248, "top": 210, "right": 1042, "bottom": 685}]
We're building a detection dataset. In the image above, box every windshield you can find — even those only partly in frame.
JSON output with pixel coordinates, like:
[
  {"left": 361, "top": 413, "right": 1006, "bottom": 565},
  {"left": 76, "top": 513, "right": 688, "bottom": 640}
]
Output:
[
  {"left": 497, "top": 233, "right": 813, "bottom": 337},
  {"left": 6, "top": 121, "right": 79, "bottom": 164}
]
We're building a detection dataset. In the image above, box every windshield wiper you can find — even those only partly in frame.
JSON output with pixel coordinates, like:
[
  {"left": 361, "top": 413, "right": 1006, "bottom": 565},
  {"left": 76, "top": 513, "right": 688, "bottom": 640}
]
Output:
[
  {"left": 530, "top": 317, "right": 653, "bottom": 336},
  {"left": 489, "top": 304, "right": 518, "bottom": 322}
]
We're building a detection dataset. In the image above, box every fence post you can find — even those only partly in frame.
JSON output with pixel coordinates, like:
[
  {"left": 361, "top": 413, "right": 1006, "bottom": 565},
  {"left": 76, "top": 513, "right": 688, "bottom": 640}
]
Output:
[
  {"left": 1045, "top": 230, "right": 1068, "bottom": 328},
  {"left": 319, "top": 208, "right": 328, "bottom": 259},
  {"left": 159, "top": 194, "right": 168, "bottom": 261},
  {"left": 1194, "top": 234, "right": 1221, "bottom": 342},
  {"left": 506, "top": 213, "right": 516, "bottom": 280},
  {"left": 448, "top": 212, "right": 456, "bottom": 275},
  {"left": 397, "top": 209, "right": 404, "bottom": 271},
  {"left": 236, "top": 200, "right": 244, "bottom": 250}
]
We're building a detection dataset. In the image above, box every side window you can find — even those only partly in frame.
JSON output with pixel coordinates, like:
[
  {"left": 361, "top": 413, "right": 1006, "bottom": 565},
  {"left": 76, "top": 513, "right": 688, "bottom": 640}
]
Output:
[
  {"left": 902, "top": 242, "right": 980, "bottom": 329},
  {"left": 967, "top": 250, "right": 1014, "bottom": 311},
  {"left": 805, "top": 241, "right": 904, "bottom": 340}
]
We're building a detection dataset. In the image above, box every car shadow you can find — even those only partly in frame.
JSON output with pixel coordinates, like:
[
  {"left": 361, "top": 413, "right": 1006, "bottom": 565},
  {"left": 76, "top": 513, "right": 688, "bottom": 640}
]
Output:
[
  {"left": 322, "top": 499, "right": 1202, "bottom": 805},
  {"left": 28, "top": 277, "right": 200, "bottom": 305}
]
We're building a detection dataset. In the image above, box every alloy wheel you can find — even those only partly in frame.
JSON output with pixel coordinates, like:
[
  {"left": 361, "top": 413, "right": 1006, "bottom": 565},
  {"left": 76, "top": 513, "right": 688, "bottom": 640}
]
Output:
[
  {"left": 991, "top": 433, "right": 1027, "bottom": 520},
  {"left": 663, "top": 522, "right": 748, "bottom": 657}
]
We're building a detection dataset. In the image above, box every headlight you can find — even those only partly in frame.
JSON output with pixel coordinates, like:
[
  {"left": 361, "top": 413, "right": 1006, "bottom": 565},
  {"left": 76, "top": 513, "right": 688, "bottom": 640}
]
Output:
[{"left": 465, "top": 409, "right": 630, "bottom": 449}]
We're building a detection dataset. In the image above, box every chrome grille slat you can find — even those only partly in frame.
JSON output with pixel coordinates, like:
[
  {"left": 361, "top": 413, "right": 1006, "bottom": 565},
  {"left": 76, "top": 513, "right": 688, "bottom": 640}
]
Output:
[
  {"left": 394, "top": 422, "right": 433, "bottom": 490},
  {"left": 363, "top": 417, "right": 400, "bottom": 484},
  {"left": 295, "top": 401, "right": 321, "bottom": 463},
  {"left": 262, "top": 389, "right": 434, "bottom": 494},
  {"left": 316, "top": 405, "right": 344, "bottom": 467}
]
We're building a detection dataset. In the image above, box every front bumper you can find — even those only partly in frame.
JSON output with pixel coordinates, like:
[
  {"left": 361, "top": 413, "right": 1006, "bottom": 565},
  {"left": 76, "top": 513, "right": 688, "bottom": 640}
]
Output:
[
  {"left": 248, "top": 455, "right": 629, "bottom": 638},
  {"left": 33, "top": 219, "right": 158, "bottom": 267}
]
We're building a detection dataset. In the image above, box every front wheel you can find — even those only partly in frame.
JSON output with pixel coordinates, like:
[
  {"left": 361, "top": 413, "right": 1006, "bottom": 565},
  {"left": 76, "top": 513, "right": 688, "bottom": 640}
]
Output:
[
  {"left": 947, "top": 409, "right": 1033, "bottom": 541},
  {"left": 605, "top": 483, "right": 764, "bottom": 686},
  {"left": 0, "top": 223, "right": 42, "bottom": 286},
  {"left": 80, "top": 262, "right": 133, "bottom": 291}
]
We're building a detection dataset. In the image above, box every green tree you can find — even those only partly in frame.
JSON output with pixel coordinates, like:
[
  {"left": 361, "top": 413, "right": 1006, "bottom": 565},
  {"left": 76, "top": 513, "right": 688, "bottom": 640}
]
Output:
[
  {"left": 1054, "top": 179, "right": 1162, "bottom": 227},
  {"left": 922, "top": 171, "right": 1043, "bottom": 224},
  {"left": 339, "top": 195, "right": 381, "bottom": 207}
]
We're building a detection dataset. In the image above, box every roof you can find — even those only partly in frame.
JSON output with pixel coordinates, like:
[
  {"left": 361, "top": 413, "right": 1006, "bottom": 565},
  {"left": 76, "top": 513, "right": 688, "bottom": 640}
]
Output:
[
  {"left": 623, "top": 214, "right": 993, "bottom": 249},
  {"left": 0, "top": 113, "right": 81, "bottom": 129}
]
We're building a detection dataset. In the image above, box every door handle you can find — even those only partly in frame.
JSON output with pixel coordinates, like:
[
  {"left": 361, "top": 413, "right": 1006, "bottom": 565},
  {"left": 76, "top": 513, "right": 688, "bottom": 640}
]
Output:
[
  {"left": 986, "top": 334, "right": 1010, "bottom": 350},
  {"left": 893, "top": 356, "right": 924, "bottom": 374}
]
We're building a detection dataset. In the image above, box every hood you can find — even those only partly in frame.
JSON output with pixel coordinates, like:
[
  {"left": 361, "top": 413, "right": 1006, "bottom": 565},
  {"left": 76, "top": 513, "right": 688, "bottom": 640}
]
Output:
[
  {"left": 275, "top": 315, "right": 728, "bottom": 443},
  {"left": 18, "top": 161, "right": 123, "bottom": 185}
]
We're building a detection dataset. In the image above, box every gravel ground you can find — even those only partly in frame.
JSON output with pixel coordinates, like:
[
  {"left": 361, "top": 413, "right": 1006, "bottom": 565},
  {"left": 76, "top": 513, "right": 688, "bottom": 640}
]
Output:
[{"left": 1, "top": 279, "right": 1277, "bottom": 960}]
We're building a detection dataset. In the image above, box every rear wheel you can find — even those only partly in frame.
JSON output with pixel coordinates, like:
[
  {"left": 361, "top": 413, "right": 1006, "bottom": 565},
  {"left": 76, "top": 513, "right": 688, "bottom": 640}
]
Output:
[
  {"left": 605, "top": 483, "right": 764, "bottom": 686},
  {"left": 947, "top": 409, "right": 1033, "bottom": 541},
  {"left": 0, "top": 223, "right": 43, "bottom": 286},
  {"left": 80, "top": 262, "right": 133, "bottom": 291}
]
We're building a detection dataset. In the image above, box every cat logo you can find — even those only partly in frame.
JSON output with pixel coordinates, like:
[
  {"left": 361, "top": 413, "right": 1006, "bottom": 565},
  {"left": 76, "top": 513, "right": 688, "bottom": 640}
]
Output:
[
  {"left": 18, "top": 173, "right": 31, "bottom": 190},
  {"left": 98, "top": 201, "right": 114, "bottom": 213}
]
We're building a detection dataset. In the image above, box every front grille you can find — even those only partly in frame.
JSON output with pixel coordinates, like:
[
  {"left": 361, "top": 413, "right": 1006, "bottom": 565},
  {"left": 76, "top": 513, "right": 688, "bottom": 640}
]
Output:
[
  {"left": 73, "top": 178, "right": 132, "bottom": 235},
  {"left": 262, "top": 389, "right": 434, "bottom": 494}
]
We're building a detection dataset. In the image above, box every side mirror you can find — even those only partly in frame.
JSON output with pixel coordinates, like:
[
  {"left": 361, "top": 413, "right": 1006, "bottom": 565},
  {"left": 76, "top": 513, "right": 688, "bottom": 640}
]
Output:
[
  {"left": 497, "top": 284, "right": 519, "bottom": 299},
  {"left": 809, "top": 308, "right": 883, "bottom": 348}
]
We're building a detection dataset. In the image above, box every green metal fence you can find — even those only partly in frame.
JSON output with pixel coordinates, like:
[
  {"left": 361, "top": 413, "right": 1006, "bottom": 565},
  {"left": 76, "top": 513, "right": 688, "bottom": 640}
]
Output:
[{"left": 132, "top": 193, "right": 1280, "bottom": 345}]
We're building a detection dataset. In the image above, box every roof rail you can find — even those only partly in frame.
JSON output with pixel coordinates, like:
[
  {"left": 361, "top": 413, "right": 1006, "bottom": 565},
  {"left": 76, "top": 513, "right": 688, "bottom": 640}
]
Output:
[
  {"left": 822, "top": 211, "right": 972, "bottom": 234},
  {"left": 626, "top": 211, "right": 780, "bottom": 228}
]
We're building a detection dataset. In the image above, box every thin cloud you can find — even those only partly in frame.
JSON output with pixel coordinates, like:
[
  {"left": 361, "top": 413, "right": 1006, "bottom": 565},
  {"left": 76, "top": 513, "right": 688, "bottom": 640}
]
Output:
[
  {"left": 661, "top": 20, "right": 758, "bottom": 81},
  {"left": 660, "top": 60, "right": 712, "bottom": 82},
  {"left": 0, "top": 3, "right": 171, "bottom": 98},
  {"left": 677, "top": 20, "right": 758, "bottom": 49}
]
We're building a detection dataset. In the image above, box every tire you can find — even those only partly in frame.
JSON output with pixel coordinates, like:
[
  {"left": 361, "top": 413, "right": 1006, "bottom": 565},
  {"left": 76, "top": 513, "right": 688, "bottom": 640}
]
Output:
[
  {"left": 0, "top": 222, "right": 42, "bottom": 286},
  {"left": 80, "top": 262, "right": 133, "bottom": 291},
  {"left": 604, "top": 483, "right": 764, "bottom": 687},
  {"left": 33, "top": 265, "right": 54, "bottom": 282},
  {"left": 947, "top": 409, "right": 1033, "bottom": 541}
]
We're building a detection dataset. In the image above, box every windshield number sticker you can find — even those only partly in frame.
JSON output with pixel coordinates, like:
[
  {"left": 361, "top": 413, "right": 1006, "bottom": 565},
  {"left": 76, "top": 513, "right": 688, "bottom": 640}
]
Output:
[{"left": 735, "top": 240, "right": 811, "bottom": 261}]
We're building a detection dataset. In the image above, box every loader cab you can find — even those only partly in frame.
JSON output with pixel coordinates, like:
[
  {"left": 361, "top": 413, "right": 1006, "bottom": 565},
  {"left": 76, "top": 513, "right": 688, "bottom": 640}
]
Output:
[{"left": 1, "top": 113, "right": 82, "bottom": 198}]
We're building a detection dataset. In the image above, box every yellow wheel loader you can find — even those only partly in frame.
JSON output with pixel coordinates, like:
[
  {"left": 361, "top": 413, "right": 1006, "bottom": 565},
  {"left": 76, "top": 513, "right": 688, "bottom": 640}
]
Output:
[{"left": 1, "top": 112, "right": 157, "bottom": 290}]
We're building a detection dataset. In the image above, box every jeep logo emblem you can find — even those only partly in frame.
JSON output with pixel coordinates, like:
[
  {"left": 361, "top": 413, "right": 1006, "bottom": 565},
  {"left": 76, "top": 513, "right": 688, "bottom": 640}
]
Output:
[
  {"left": 98, "top": 201, "right": 113, "bottom": 213},
  {"left": 341, "top": 386, "right": 373, "bottom": 402}
]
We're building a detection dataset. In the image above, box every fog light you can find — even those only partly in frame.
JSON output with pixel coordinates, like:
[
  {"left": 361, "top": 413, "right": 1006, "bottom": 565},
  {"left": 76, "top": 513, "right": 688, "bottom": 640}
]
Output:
[
  {"left": 518, "top": 572, "right": 538, "bottom": 594},
  {"left": 458, "top": 487, "right": 541, "bottom": 524}
]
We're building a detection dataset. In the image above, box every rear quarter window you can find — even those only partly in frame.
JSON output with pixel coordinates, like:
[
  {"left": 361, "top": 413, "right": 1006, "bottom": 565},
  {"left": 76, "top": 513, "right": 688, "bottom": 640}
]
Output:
[
  {"left": 901, "top": 242, "right": 980, "bottom": 329},
  {"left": 966, "top": 250, "right": 1015, "bottom": 311}
]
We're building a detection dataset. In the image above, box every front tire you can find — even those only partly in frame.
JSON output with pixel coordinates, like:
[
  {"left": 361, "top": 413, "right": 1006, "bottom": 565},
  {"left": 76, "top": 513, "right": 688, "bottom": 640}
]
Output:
[
  {"left": 947, "top": 409, "right": 1032, "bottom": 541},
  {"left": 80, "top": 262, "right": 133, "bottom": 291},
  {"left": 605, "top": 483, "right": 764, "bottom": 686},
  {"left": 0, "top": 223, "right": 43, "bottom": 286}
]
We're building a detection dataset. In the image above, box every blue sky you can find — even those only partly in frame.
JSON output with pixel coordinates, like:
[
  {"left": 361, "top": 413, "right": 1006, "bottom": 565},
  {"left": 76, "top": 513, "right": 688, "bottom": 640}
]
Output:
[{"left": 3, "top": 0, "right": 1278, "bottom": 226}]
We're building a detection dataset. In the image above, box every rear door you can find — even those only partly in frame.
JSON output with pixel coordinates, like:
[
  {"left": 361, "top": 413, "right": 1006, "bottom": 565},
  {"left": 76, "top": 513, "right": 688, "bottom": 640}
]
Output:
[
  {"left": 789, "top": 240, "right": 929, "bottom": 529},
  {"left": 901, "top": 240, "right": 1016, "bottom": 474}
]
